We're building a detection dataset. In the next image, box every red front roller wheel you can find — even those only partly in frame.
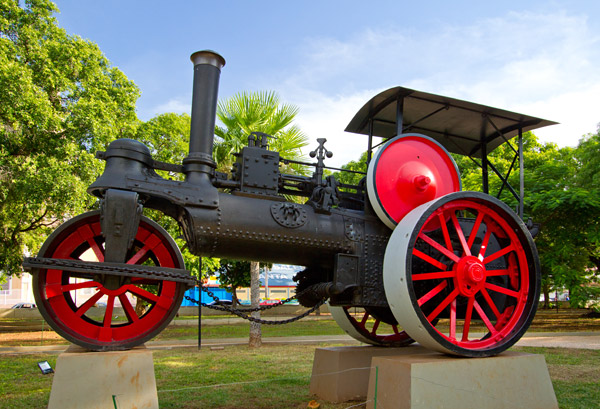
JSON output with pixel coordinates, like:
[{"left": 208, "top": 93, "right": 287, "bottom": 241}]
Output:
[
  {"left": 32, "top": 211, "right": 186, "bottom": 351},
  {"left": 383, "top": 192, "right": 540, "bottom": 357}
]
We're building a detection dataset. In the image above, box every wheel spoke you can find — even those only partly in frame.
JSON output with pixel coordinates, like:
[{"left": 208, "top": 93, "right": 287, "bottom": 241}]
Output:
[
  {"left": 75, "top": 291, "right": 103, "bottom": 317},
  {"left": 127, "top": 234, "right": 162, "bottom": 265},
  {"left": 485, "top": 269, "right": 510, "bottom": 277},
  {"left": 477, "top": 229, "right": 492, "bottom": 260},
  {"left": 438, "top": 212, "right": 453, "bottom": 252},
  {"left": 451, "top": 213, "right": 471, "bottom": 256},
  {"left": 426, "top": 288, "right": 460, "bottom": 322},
  {"left": 371, "top": 319, "right": 380, "bottom": 335},
  {"left": 413, "top": 248, "right": 447, "bottom": 270},
  {"left": 485, "top": 283, "right": 520, "bottom": 298},
  {"left": 467, "top": 212, "right": 484, "bottom": 249},
  {"left": 120, "top": 294, "right": 139, "bottom": 323},
  {"left": 417, "top": 280, "right": 448, "bottom": 306},
  {"left": 462, "top": 296, "right": 475, "bottom": 341},
  {"left": 483, "top": 244, "right": 515, "bottom": 265},
  {"left": 481, "top": 288, "right": 502, "bottom": 319},
  {"left": 418, "top": 232, "right": 460, "bottom": 262},
  {"left": 474, "top": 300, "right": 498, "bottom": 336},
  {"left": 103, "top": 295, "right": 116, "bottom": 327},
  {"left": 413, "top": 271, "right": 456, "bottom": 281},
  {"left": 127, "top": 285, "right": 160, "bottom": 303},
  {"left": 449, "top": 298, "right": 457, "bottom": 340},
  {"left": 76, "top": 224, "right": 104, "bottom": 262},
  {"left": 61, "top": 281, "right": 100, "bottom": 292}
]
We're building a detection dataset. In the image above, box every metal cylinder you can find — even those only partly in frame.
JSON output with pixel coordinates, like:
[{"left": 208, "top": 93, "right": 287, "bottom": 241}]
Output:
[{"left": 188, "top": 50, "right": 225, "bottom": 158}]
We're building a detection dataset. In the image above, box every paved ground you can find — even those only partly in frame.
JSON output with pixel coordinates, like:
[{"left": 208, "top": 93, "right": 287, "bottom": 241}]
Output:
[{"left": 1, "top": 331, "right": 599, "bottom": 355}]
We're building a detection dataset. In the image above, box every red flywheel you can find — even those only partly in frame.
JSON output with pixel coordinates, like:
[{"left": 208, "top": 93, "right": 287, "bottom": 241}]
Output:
[{"left": 367, "top": 133, "right": 461, "bottom": 229}]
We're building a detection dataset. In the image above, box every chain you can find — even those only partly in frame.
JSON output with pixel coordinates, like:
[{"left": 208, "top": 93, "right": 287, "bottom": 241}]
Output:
[
  {"left": 184, "top": 294, "right": 325, "bottom": 325},
  {"left": 200, "top": 285, "right": 302, "bottom": 312},
  {"left": 23, "top": 257, "right": 196, "bottom": 285}
]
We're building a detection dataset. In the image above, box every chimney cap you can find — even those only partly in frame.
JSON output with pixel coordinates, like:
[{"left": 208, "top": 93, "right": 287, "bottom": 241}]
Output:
[{"left": 190, "top": 50, "right": 226, "bottom": 69}]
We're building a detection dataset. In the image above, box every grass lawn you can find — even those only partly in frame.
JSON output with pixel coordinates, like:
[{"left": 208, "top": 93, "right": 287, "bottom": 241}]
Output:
[
  {"left": 2, "top": 308, "right": 599, "bottom": 347},
  {"left": 0, "top": 345, "right": 598, "bottom": 409}
]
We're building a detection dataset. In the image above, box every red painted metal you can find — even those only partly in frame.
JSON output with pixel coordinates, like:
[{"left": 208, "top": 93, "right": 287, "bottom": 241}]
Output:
[
  {"left": 35, "top": 213, "right": 184, "bottom": 349},
  {"left": 410, "top": 199, "right": 530, "bottom": 350},
  {"left": 342, "top": 307, "right": 412, "bottom": 345},
  {"left": 373, "top": 135, "right": 461, "bottom": 225}
]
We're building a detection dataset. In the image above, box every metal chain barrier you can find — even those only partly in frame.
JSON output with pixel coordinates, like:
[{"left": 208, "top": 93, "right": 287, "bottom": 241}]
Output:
[
  {"left": 185, "top": 293, "right": 325, "bottom": 325},
  {"left": 185, "top": 283, "right": 327, "bottom": 325}
]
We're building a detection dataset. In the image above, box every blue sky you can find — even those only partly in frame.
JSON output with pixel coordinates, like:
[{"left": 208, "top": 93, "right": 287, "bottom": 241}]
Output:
[{"left": 53, "top": 1, "right": 600, "bottom": 166}]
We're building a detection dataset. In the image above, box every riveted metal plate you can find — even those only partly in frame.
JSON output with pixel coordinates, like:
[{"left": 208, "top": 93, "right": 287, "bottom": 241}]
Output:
[
  {"left": 270, "top": 203, "right": 308, "bottom": 228},
  {"left": 344, "top": 217, "right": 364, "bottom": 241}
]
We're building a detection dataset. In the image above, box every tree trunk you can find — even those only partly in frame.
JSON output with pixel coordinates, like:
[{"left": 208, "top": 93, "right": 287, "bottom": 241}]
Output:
[
  {"left": 231, "top": 285, "right": 239, "bottom": 306},
  {"left": 249, "top": 261, "right": 262, "bottom": 347},
  {"left": 542, "top": 282, "right": 550, "bottom": 309}
]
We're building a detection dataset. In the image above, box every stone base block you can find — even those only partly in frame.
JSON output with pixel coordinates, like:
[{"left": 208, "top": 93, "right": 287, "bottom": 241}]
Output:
[
  {"left": 48, "top": 344, "right": 158, "bottom": 409},
  {"left": 367, "top": 348, "right": 558, "bottom": 409},
  {"left": 310, "top": 345, "right": 435, "bottom": 402}
]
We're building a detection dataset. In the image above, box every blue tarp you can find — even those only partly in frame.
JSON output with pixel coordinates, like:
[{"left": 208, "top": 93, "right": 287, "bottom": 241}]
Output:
[{"left": 181, "top": 286, "right": 232, "bottom": 306}]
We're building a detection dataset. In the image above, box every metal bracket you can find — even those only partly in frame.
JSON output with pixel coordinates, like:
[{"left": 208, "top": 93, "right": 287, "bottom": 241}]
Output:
[{"left": 100, "top": 189, "right": 142, "bottom": 263}]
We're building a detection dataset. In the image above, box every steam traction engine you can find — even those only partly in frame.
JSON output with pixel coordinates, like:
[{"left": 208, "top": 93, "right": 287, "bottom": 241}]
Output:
[{"left": 24, "top": 51, "right": 556, "bottom": 357}]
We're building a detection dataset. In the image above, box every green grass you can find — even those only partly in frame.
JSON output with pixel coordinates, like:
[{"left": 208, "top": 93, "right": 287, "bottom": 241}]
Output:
[
  {"left": 1, "top": 346, "right": 599, "bottom": 409},
  {"left": 157, "top": 319, "right": 345, "bottom": 341}
]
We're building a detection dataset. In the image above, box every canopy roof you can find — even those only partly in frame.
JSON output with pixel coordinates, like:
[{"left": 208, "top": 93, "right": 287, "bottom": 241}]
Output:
[{"left": 345, "top": 87, "right": 557, "bottom": 158}]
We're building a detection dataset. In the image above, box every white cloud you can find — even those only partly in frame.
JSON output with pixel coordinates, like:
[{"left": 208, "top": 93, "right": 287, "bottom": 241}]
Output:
[
  {"left": 274, "top": 9, "right": 600, "bottom": 164},
  {"left": 148, "top": 98, "right": 190, "bottom": 118}
]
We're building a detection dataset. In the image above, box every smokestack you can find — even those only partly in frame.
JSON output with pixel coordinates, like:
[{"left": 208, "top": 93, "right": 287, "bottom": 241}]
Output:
[{"left": 183, "top": 50, "right": 226, "bottom": 184}]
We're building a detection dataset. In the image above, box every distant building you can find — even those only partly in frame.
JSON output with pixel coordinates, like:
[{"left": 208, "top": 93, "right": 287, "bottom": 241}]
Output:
[{"left": 0, "top": 273, "right": 35, "bottom": 308}]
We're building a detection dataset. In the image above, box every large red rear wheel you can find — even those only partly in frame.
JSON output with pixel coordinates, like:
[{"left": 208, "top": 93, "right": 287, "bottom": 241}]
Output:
[
  {"left": 32, "top": 211, "right": 186, "bottom": 351},
  {"left": 384, "top": 192, "right": 540, "bottom": 357}
]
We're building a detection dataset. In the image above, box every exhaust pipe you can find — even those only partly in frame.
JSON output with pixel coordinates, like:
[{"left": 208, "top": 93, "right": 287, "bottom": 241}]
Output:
[{"left": 183, "top": 50, "right": 226, "bottom": 186}]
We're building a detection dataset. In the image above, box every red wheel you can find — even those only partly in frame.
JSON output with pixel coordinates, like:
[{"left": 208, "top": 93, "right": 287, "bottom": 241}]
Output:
[
  {"left": 32, "top": 211, "right": 186, "bottom": 351},
  {"left": 330, "top": 305, "right": 413, "bottom": 346},
  {"left": 384, "top": 192, "right": 540, "bottom": 357},
  {"left": 367, "top": 134, "right": 461, "bottom": 229}
]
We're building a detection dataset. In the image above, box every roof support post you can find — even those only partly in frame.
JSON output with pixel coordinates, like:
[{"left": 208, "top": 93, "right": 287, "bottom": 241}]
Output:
[
  {"left": 480, "top": 116, "right": 489, "bottom": 194},
  {"left": 396, "top": 95, "right": 405, "bottom": 137},
  {"left": 519, "top": 125, "right": 524, "bottom": 219},
  {"left": 367, "top": 118, "right": 374, "bottom": 164}
]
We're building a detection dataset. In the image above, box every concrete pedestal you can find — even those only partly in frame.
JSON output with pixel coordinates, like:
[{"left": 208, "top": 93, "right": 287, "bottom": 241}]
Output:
[
  {"left": 310, "top": 346, "right": 557, "bottom": 409},
  {"left": 309, "top": 345, "right": 435, "bottom": 402},
  {"left": 48, "top": 344, "right": 158, "bottom": 409},
  {"left": 366, "top": 348, "right": 558, "bottom": 409}
]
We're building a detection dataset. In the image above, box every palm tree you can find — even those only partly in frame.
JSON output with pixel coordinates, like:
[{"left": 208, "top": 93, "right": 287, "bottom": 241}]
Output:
[{"left": 214, "top": 90, "right": 309, "bottom": 347}]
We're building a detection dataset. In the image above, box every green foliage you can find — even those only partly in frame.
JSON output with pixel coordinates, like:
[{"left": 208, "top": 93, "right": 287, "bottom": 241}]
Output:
[
  {"left": 216, "top": 259, "right": 251, "bottom": 291},
  {"left": 333, "top": 150, "right": 368, "bottom": 187},
  {"left": 214, "top": 90, "right": 309, "bottom": 175},
  {"left": 0, "top": 0, "right": 139, "bottom": 273}
]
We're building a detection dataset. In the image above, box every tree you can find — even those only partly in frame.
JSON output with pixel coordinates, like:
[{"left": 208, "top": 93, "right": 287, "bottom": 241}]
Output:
[
  {"left": 214, "top": 90, "right": 309, "bottom": 347},
  {"left": 0, "top": 0, "right": 139, "bottom": 274},
  {"left": 215, "top": 259, "right": 250, "bottom": 306},
  {"left": 452, "top": 132, "right": 600, "bottom": 308}
]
